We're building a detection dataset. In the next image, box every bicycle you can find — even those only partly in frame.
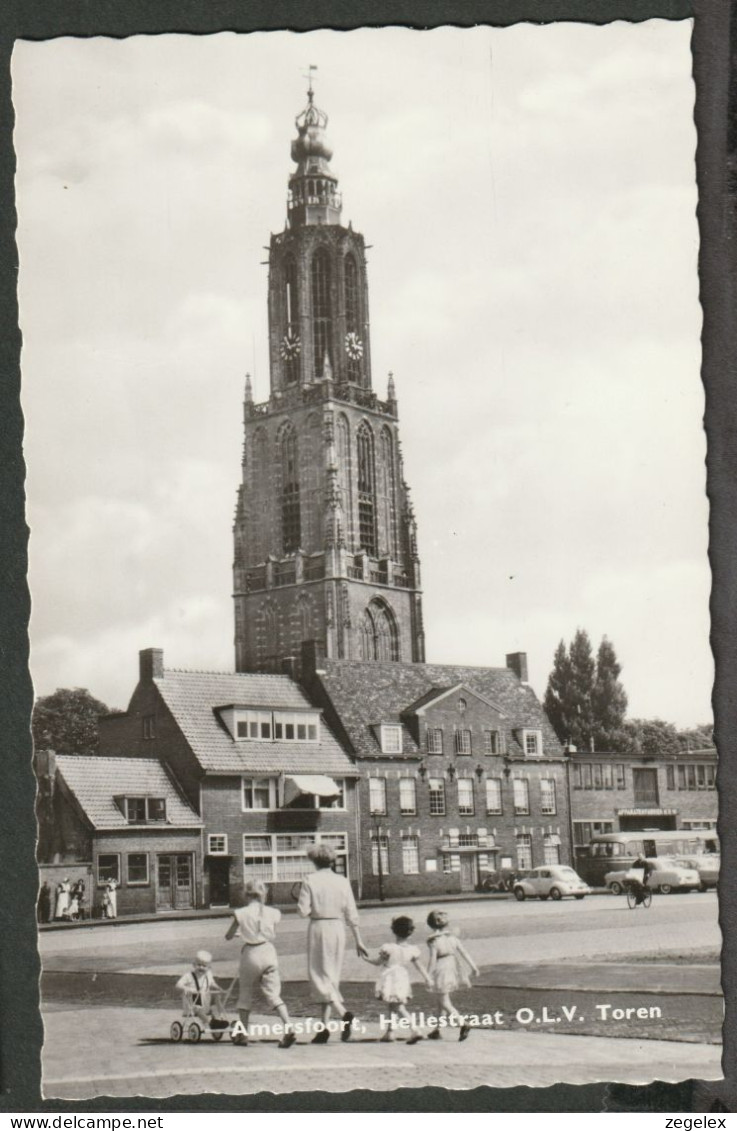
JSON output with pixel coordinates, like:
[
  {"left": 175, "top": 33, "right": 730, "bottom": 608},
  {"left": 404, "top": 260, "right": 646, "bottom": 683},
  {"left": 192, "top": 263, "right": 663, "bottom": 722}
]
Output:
[{"left": 625, "top": 879, "right": 652, "bottom": 909}]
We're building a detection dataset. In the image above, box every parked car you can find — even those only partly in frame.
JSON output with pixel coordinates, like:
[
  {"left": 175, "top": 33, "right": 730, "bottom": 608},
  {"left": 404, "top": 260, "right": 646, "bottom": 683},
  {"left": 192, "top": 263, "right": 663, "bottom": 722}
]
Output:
[
  {"left": 605, "top": 857, "right": 701, "bottom": 895},
  {"left": 512, "top": 865, "right": 590, "bottom": 902},
  {"left": 674, "top": 855, "right": 719, "bottom": 891}
]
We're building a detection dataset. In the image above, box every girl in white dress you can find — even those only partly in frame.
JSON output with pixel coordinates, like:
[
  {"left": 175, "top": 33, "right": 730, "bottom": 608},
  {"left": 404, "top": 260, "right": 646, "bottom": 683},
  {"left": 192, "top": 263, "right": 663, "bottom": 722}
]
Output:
[
  {"left": 364, "top": 915, "right": 431, "bottom": 1043},
  {"left": 426, "top": 910, "right": 479, "bottom": 1041}
]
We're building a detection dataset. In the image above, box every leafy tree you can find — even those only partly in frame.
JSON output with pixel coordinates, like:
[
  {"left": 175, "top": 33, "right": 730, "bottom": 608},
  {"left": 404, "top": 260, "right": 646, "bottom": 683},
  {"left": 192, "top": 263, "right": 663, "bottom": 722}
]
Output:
[
  {"left": 677, "top": 724, "right": 715, "bottom": 751},
  {"left": 544, "top": 630, "right": 627, "bottom": 752},
  {"left": 32, "top": 687, "right": 114, "bottom": 757},
  {"left": 591, "top": 636, "right": 628, "bottom": 751},
  {"left": 620, "top": 718, "right": 681, "bottom": 760}
]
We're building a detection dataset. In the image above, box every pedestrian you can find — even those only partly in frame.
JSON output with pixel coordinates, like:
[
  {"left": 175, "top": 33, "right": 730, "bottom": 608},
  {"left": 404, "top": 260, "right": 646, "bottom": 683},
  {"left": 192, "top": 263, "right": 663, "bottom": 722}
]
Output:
[
  {"left": 225, "top": 879, "right": 296, "bottom": 1048},
  {"left": 54, "top": 877, "right": 71, "bottom": 920},
  {"left": 297, "top": 844, "right": 369, "bottom": 1043},
  {"left": 362, "top": 915, "right": 431, "bottom": 1043},
  {"left": 71, "top": 878, "right": 86, "bottom": 920},
  {"left": 425, "top": 910, "right": 479, "bottom": 1041},
  {"left": 37, "top": 881, "right": 51, "bottom": 924},
  {"left": 175, "top": 951, "right": 229, "bottom": 1031},
  {"left": 102, "top": 877, "right": 118, "bottom": 919}
]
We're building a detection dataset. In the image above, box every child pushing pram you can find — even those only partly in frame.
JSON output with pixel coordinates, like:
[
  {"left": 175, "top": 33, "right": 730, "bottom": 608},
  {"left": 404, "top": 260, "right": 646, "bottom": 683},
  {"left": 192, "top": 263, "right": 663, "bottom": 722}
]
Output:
[{"left": 172, "top": 950, "right": 232, "bottom": 1042}]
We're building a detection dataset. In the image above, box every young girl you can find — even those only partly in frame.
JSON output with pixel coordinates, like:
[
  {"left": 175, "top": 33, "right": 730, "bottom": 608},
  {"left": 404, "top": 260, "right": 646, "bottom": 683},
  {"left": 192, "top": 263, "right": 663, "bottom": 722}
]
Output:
[
  {"left": 363, "top": 915, "right": 431, "bottom": 1043},
  {"left": 225, "top": 879, "right": 296, "bottom": 1048},
  {"left": 426, "top": 909, "right": 480, "bottom": 1041}
]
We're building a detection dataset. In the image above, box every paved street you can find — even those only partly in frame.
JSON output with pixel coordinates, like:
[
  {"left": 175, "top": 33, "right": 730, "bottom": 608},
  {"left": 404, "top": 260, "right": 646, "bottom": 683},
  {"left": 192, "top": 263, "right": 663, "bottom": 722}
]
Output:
[{"left": 40, "top": 892, "right": 723, "bottom": 1099}]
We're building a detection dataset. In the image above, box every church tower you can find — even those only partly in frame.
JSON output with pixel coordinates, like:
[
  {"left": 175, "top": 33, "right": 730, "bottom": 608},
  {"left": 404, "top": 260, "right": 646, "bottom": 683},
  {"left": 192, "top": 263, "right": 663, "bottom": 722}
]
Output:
[{"left": 233, "top": 83, "right": 424, "bottom": 673}]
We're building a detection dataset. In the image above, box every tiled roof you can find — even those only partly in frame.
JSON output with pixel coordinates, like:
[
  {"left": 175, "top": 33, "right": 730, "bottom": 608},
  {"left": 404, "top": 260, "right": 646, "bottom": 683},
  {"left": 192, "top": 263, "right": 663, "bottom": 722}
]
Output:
[
  {"left": 154, "top": 669, "right": 356, "bottom": 776},
  {"left": 314, "top": 660, "right": 563, "bottom": 760},
  {"left": 55, "top": 755, "right": 201, "bottom": 829}
]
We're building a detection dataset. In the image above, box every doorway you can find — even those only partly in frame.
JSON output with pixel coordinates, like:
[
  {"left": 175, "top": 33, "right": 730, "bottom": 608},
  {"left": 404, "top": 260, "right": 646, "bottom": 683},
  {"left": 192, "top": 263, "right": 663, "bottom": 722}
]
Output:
[
  {"left": 156, "top": 854, "right": 193, "bottom": 910},
  {"left": 209, "top": 857, "right": 231, "bottom": 907},
  {"left": 460, "top": 855, "right": 478, "bottom": 891}
]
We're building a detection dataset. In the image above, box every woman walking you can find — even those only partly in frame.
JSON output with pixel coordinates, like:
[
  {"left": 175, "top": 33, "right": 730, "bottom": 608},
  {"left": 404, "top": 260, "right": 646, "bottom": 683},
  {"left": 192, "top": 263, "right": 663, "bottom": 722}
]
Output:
[{"left": 298, "top": 845, "right": 369, "bottom": 1043}]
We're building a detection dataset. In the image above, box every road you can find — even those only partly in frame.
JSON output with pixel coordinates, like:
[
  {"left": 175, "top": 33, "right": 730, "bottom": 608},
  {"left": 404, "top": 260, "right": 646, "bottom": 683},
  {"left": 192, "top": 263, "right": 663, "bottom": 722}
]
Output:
[{"left": 40, "top": 892, "right": 723, "bottom": 1100}]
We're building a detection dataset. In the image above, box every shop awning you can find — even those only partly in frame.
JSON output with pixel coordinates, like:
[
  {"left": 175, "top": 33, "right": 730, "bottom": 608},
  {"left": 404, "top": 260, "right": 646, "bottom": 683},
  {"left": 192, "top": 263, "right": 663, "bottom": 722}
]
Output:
[{"left": 284, "top": 774, "right": 341, "bottom": 804}]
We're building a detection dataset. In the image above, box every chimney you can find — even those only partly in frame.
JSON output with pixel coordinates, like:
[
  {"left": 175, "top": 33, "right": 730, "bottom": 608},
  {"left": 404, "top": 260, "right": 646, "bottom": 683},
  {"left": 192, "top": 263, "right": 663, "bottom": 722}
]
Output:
[
  {"left": 301, "top": 638, "right": 327, "bottom": 677},
  {"left": 139, "top": 648, "right": 164, "bottom": 682},
  {"left": 35, "top": 748, "right": 56, "bottom": 781},
  {"left": 281, "top": 656, "right": 299, "bottom": 681},
  {"left": 506, "top": 652, "right": 528, "bottom": 683}
]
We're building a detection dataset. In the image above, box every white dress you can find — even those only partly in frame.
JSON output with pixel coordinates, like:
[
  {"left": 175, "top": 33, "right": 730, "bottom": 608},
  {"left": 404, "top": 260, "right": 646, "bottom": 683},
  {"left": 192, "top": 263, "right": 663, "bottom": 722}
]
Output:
[
  {"left": 374, "top": 942, "right": 420, "bottom": 1004},
  {"left": 428, "top": 931, "right": 473, "bottom": 994},
  {"left": 54, "top": 882, "right": 70, "bottom": 919}
]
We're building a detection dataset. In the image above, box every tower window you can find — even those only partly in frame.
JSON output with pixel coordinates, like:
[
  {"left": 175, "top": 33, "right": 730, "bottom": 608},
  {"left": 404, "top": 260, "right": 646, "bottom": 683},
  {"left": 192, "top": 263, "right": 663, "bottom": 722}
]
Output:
[
  {"left": 344, "top": 254, "right": 361, "bottom": 382},
  {"left": 357, "top": 422, "right": 377, "bottom": 556},
  {"left": 311, "top": 249, "right": 332, "bottom": 378},
  {"left": 359, "top": 598, "right": 400, "bottom": 662},
  {"left": 280, "top": 425, "right": 301, "bottom": 554},
  {"left": 284, "top": 257, "right": 299, "bottom": 385}
]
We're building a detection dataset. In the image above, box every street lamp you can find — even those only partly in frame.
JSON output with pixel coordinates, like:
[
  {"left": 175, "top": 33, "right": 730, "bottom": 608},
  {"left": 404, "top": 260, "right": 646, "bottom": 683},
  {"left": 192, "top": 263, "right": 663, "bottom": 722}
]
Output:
[{"left": 370, "top": 808, "right": 385, "bottom": 902}]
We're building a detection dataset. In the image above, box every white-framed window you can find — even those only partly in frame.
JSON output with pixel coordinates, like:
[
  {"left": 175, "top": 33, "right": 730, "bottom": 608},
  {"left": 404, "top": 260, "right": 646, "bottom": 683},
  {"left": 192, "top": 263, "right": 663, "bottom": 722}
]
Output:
[
  {"left": 513, "top": 778, "right": 530, "bottom": 815},
  {"left": 522, "top": 730, "right": 542, "bottom": 757},
  {"left": 243, "top": 832, "right": 348, "bottom": 884},
  {"left": 368, "top": 777, "right": 387, "bottom": 815},
  {"left": 242, "top": 777, "right": 277, "bottom": 810},
  {"left": 370, "top": 833, "right": 390, "bottom": 875},
  {"left": 454, "top": 729, "right": 472, "bottom": 755},
  {"left": 573, "top": 820, "right": 614, "bottom": 847},
  {"left": 427, "top": 728, "right": 443, "bottom": 755},
  {"left": 124, "top": 797, "right": 167, "bottom": 824},
  {"left": 540, "top": 779, "right": 557, "bottom": 815},
  {"left": 232, "top": 709, "right": 321, "bottom": 742},
  {"left": 126, "top": 852, "right": 149, "bottom": 885},
  {"left": 428, "top": 777, "right": 446, "bottom": 815},
  {"left": 274, "top": 712, "right": 319, "bottom": 742},
  {"left": 399, "top": 777, "right": 417, "bottom": 815},
  {"left": 380, "top": 724, "right": 402, "bottom": 754},
  {"left": 208, "top": 834, "right": 228, "bottom": 855},
  {"left": 237, "top": 711, "right": 273, "bottom": 740},
  {"left": 681, "top": 819, "right": 717, "bottom": 831},
  {"left": 485, "top": 778, "right": 502, "bottom": 815},
  {"left": 457, "top": 778, "right": 475, "bottom": 815},
  {"left": 516, "top": 833, "right": 532, "bottom": 869},
  {"left": 97, "top": 853, "right": 120, "bottom": 885},
  {"left": 402, "top": 835, "right": 420, "bottom": 874},
  {"left": 442, "top": 852, "right": 460, "bottom": 874},
  {"left": 483, "top": 730, "right": 500, "bottom": 755},
  {"left": 543, "top": 835, "right": 561, "bottom": 865},
  {"left": 288, "top": 779, "right": 346, "bottom": 811}
]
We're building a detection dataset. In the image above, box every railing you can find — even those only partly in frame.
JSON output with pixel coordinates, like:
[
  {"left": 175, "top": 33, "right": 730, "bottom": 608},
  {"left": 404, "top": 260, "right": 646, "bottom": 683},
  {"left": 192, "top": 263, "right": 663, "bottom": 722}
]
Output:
[
  {"left": 304, "top": 557, "right": 325, "bottom": 581},
  {"left": 347, "top": 565, "right": 363, "bottom": 580},
  {"left": 245, "top": 567, "right": 266, "bottom": 592},
  {"left": 273, "top": 561, "right": 297, "bottom": 587},
  {"left": 393, "top": 572, "right": 410, "bottom": 588},
  {"left": 369, "top": 569, "right": 388, "bottom": 585}
]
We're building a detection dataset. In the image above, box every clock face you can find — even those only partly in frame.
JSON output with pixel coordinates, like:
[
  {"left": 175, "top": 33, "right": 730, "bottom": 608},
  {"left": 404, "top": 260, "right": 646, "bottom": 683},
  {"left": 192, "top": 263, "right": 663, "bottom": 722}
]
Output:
[
  {"left": 345, "top": 331, "right": 364, "bottom": 361},
  {"left": 280, "top": 331, "right": 301, "bottom": 360}
]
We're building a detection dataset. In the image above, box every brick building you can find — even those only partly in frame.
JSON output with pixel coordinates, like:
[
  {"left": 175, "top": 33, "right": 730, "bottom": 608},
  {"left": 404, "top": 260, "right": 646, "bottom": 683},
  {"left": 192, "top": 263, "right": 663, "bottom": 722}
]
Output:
[
  {"left": 37, "top": 752, "right": 202, "bottom": 917},
  {"left": 232, "top": 85, "right": 424, "bottom": 675},
  {"left": 568, "top": 747, "right": 718, "bottom": 863},
  {"left": 99, "top": 648, "right": 359, "bottom": 906},
  {"left": 301, "top": 643, "right": 571, "bottom": 899}
]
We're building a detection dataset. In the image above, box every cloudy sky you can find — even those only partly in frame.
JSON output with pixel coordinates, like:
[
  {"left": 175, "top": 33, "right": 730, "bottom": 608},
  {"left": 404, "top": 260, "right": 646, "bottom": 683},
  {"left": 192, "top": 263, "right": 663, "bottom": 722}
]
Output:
[{"left": 13, "top": 23, "right": 710, "bottom": 726}]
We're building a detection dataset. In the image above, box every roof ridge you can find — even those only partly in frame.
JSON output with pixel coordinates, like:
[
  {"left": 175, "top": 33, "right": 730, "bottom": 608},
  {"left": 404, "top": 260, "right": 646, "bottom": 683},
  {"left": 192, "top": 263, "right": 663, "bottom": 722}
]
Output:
[{"left": 162, "top": 668, "right": 292, "bottom": 678}]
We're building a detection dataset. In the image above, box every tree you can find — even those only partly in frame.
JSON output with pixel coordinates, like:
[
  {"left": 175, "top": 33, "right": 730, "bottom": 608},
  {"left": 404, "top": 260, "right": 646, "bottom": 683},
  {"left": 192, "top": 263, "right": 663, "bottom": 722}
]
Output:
[
  {"left": 677, "top": 724, "right": 715, "bottom": 751},
  {"left": 32, "top": 687, "right": 114, "bottom": 757},
  {"left": 544, "top": 630, "right": 628, "bottom": 752},
  {"left": 591, "top": 636, "right": 628, "bottom": 751},
  {"left": 620, "top": 718, "right": 681, "bottom": 760}
]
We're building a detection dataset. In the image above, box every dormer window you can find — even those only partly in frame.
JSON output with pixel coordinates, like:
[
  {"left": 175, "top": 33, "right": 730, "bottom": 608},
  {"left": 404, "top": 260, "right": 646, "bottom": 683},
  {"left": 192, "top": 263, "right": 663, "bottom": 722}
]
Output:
[
  {"left": 380, "top": 725, "right": 402, "bottom": 754},
  {"left": 123, "top": 797, "right": 167, "bottom": 824},
  {"left": 521, "top": 730, "right": 542, "bottom": 757},
  {"left": 228, "top": 708, "right": 319, "bottom": 743}
]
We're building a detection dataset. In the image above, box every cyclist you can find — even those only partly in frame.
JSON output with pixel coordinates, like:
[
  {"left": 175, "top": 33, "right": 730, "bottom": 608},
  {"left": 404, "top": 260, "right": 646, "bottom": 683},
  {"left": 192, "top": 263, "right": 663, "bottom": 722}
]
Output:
[{"left": 629, "top": 854, "right": 655, "bottom": 905}]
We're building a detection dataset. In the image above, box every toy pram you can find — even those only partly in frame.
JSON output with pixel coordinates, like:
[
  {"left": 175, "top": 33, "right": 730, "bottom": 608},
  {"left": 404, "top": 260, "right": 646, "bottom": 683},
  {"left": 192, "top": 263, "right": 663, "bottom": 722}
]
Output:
[{"left": 170, "top": 977, "right": 237, "bottom": 1043}]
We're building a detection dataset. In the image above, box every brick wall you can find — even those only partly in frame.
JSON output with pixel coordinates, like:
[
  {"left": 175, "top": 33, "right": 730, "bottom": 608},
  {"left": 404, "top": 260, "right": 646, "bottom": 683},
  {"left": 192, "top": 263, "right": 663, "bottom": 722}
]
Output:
[{"left": 91, "top": 828, "right": 202, "bottom": 917}]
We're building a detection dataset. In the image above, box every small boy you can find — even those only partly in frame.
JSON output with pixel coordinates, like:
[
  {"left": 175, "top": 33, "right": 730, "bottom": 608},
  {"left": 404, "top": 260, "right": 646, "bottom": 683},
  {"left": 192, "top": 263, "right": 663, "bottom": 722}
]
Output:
[{"left": 175, "top": 950, "right": 229, "bottom": 1030}]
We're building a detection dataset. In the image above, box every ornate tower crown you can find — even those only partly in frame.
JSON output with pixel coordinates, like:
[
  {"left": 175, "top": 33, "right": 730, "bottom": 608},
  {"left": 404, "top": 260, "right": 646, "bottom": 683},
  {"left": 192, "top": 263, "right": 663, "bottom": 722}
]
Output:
[{"left": 287, "top": 83, "right": 342, "bottom": 227}]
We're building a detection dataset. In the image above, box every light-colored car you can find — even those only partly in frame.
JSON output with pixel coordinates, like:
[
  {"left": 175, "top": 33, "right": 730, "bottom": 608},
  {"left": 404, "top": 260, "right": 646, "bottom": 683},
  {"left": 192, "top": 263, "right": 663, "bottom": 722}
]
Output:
[
  {"left": 605, "top": 857, "right": 701, "bottom": 896},
  {"left": 513, "top": 865, "right": 590, "bottom": 902},
  {"left": 674, "top": 855, "right": 719, "bottom": 891}
]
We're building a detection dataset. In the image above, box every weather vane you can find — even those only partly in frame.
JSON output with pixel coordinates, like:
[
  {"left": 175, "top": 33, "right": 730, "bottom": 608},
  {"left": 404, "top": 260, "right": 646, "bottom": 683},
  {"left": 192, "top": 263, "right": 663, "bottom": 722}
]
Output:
[{"left": 304, "top": 63, "right": 318, "bottom": 99}]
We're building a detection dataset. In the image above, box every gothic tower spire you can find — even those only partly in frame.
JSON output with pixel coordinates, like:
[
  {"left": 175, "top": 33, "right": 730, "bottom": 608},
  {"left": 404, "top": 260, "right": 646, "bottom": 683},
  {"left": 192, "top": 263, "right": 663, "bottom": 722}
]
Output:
[{"left": 233, "top": 83, "right": 424, "bottom": 673}]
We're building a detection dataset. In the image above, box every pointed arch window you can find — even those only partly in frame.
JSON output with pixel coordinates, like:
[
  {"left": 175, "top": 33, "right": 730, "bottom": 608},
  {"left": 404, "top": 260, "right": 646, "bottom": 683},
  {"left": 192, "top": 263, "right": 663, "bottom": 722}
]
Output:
[
  {"left": 344, "top": 254, "right": 361, "bottom": 382},
  {"left": 380, "top": 428, "right": 397, "bottom": 558},
  {"left": 279, "top": 425, "right": 301, "bottom": 554},
  {"left": 357, "top": 422, "right": 377, "bottom": 557},
  {"left": 358, "top": 598, "right": 400, "bottom": 662},
  {"left": 284, "top": 257, "right": 299, "bottom": 385},
  {"left": 311, "top": 249, "right": 332, "bottom": 378},
  {"left": 260, "top": 603, "right": 279, "bottom": 671}
]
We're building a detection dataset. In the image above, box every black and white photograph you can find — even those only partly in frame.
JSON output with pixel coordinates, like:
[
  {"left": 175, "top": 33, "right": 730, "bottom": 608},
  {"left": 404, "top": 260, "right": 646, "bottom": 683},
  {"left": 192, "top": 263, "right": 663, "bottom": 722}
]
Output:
[{"left": 13, "top": 22, "right": 721, "bottom": 1100}]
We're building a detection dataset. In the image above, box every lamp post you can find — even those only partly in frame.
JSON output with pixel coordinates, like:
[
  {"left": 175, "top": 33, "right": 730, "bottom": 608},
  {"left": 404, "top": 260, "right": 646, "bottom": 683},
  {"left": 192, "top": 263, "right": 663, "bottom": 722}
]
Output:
[{"left": 371, "top": 809, "right": 385, "bottom": 902}]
